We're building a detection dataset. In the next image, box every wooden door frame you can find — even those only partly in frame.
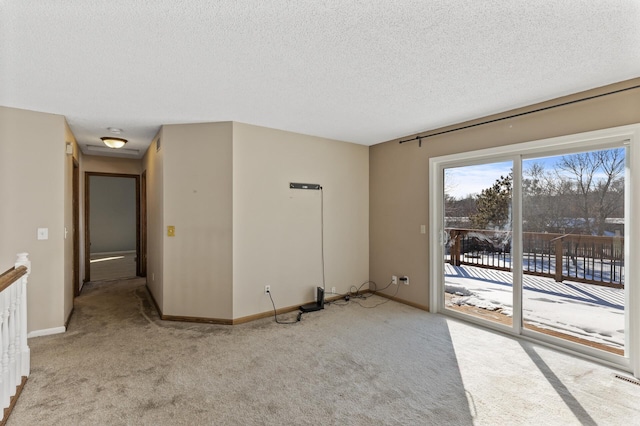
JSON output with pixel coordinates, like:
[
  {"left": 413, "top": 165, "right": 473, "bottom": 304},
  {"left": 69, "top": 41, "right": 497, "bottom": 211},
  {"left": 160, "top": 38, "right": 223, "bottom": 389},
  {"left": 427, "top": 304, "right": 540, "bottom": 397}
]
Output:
[
  {"left": 73, "top": 159, "right": 80, "bottom": 296},
  {"left": 139, "top": 170, "right": 147, "bottom": 277},
  {"left": 84, "top": 172, "right": 141, "bottom": 282}
]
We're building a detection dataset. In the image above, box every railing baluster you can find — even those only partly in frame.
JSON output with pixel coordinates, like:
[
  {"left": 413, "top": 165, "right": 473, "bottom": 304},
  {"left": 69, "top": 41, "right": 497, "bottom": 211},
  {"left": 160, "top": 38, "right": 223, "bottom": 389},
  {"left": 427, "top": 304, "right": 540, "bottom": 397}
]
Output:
[
  {"left": 2, "top": 288, "right": 10, "bottom": 410},
  {"left": 0, "top": 289, "right": 4, "bottom": 410},
  {"left": 15, "top": 253, "right": 30, "bottom": 378},
  {"left": 8, "top": 284, "right": 17, "bottom": 391},
  {"left": 13, "top": 281, "right": 21, "bottom": 387},
  {"left": 0, "top": 253, "right": 31, "bottom": 423},
  {"left": 446, "top": 228, "right": 623, "bottom": 289}
]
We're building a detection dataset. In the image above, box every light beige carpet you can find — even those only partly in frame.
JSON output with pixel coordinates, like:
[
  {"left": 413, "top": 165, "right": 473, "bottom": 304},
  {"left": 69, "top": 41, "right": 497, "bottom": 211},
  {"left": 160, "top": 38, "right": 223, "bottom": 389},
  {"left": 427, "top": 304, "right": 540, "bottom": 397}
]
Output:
[{"left": 9, "top": 278, "right": 640, "bottom": 425}]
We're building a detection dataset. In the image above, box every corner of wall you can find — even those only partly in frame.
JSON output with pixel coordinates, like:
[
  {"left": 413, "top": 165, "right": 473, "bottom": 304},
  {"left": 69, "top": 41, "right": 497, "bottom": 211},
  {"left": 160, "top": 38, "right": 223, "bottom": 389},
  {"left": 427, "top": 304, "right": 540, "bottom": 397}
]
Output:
[{"left": 143, "top": 129, "right": 164, "bottom": 312}]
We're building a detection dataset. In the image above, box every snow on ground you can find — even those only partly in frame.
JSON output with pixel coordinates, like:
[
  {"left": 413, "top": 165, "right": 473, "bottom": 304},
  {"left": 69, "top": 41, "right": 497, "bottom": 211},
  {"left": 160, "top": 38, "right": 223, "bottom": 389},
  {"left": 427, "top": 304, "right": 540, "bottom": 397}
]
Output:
[{"left": 444, "top": 263, "right": 625, "bottom": 350}]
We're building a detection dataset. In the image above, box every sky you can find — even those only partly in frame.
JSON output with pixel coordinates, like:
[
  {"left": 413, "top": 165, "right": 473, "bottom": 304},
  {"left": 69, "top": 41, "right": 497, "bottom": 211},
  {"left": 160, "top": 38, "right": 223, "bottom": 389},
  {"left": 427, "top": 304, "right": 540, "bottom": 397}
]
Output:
[
  {"left": 445, "top": 148, "right": 625, "bottom": 199},
  {"left": 445, "top": 161, "right": 513, "bottom": 199}
]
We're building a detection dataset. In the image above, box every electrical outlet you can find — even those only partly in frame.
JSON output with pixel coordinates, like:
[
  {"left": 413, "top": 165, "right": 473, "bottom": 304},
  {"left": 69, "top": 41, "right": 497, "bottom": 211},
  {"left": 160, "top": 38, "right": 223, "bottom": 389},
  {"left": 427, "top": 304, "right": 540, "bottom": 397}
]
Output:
[
  {"left": 401, "top": 276, "right": 409, "bottom": 286},
  {"left": 331, "top": 286, "right": 336, "bottom": 294},
  {"left": 264, "top": 285, "right": 270, "bottom": 294},
  {"left": 392, "top": 275, "right": 398, "bottom": 285}
]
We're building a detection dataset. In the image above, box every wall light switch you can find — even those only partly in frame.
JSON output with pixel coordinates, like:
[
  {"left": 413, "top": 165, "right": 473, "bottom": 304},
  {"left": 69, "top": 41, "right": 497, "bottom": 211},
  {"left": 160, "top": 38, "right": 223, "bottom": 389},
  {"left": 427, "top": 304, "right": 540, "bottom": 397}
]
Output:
[
  {"left": 37, "top": 228, "right": 48, "bottom": 240},
  {"left": 167, "top": 226, "right": 175, "bottom": 237}
]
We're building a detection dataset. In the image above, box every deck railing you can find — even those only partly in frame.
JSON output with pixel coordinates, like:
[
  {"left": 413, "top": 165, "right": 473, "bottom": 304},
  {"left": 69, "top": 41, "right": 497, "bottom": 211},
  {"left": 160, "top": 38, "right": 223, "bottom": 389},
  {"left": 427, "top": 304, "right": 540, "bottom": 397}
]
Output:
[
  {"left": 0, "top": 253, "right": 30, "bottom": 423},
  {"left": 446, "top": 229, "right": 624, "bottom": 288}
]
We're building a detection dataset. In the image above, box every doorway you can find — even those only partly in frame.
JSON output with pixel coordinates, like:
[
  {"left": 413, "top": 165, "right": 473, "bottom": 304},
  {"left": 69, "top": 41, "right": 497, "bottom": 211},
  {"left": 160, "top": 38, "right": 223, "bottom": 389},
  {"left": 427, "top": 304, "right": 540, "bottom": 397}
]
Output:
[{"left": 84, "top": 173, "right": 140, "bottom": 282}]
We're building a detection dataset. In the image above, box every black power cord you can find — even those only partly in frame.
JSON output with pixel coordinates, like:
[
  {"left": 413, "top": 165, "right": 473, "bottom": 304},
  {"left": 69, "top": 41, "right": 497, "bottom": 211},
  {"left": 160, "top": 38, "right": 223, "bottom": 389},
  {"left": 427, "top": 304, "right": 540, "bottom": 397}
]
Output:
[
  {"left": 326, "top": 279, "right": 398, "bottom": 308},
  {"left": 325, "top": 280, "right": 373, "bottom": 306},
  {"left": 268, "top": 278, "right": 401, "bottom": 323},
  {"left": 267, "top": 290, "right": 301, "bottom": 324},
  {"left": 320, "top": 186, "right": 325, "bottom": 291},
  {"left": 352, "top": 280, "right": 399, "bottom": 308},
  {"left": 347, "top": 280, "right": 398, "bottom": 308}
]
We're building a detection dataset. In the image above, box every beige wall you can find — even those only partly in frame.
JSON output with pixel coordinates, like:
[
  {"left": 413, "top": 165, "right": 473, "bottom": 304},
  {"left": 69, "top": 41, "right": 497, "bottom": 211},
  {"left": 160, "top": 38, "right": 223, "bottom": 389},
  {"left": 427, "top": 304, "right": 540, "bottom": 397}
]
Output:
[
  {"left": 232, "top": 123, "right": 369, "bottom": 319},
  {"left": 369, "top": 78, "right": 640, "bottom": 309},
  {"left": 81, "top": 155, "right": 142, "bottom": 175},
  {"left": 0, "top": 106, "right": 67, "bottom": 333},
  {"left": 146, "top": 121, "right": 369, "bottom": 321},
  {"left": 143, "top": 132, "right": 164, "bottom": 310},
  {"left": 160, "top": 122, "right": 233, "bottom": 319}
]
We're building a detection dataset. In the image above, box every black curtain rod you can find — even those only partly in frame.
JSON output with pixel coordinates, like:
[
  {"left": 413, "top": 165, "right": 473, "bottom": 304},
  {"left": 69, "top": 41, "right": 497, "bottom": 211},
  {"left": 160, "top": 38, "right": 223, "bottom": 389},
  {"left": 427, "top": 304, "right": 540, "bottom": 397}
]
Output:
[{"left": 399, "top": 84, "right": 640, "bottom": 146}]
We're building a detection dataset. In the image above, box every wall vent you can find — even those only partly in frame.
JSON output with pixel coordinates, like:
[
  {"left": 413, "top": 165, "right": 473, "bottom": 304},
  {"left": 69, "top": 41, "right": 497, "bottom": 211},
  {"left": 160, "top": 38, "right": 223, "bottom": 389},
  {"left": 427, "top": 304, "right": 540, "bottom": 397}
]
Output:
[{"left": 614, "top": 374, "right": 640, "bottom": 386}]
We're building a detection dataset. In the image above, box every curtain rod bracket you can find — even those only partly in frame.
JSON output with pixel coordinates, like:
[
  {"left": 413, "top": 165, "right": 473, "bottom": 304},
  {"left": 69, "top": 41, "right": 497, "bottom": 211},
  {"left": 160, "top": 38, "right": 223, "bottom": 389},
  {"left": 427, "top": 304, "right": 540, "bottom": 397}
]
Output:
[{"left": 399, "top": 136, "right": 423, "bottom": 147}]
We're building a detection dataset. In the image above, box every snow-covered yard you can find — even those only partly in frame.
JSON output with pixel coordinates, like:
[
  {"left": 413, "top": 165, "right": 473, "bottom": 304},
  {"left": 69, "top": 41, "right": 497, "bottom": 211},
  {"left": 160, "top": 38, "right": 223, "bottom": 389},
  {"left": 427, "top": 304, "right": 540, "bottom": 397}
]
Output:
[{"left": 444, "top": 263, "right": 625, "bottom": 351}]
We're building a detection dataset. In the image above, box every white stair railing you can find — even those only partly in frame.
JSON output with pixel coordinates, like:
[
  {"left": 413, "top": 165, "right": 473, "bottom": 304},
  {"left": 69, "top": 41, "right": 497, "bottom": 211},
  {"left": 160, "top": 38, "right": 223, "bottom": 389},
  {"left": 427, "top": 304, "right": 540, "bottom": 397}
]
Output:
[{"left": 0, "top": 253, "right": 30, "bottom": 422}]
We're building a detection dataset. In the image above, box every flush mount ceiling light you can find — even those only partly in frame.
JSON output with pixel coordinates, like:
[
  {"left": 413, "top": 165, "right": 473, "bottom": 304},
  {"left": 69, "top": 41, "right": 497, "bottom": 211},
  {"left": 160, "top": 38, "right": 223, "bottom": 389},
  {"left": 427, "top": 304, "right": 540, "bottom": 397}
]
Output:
[{"left": 100, "top": 136, "right": 128, "bottom": 149}]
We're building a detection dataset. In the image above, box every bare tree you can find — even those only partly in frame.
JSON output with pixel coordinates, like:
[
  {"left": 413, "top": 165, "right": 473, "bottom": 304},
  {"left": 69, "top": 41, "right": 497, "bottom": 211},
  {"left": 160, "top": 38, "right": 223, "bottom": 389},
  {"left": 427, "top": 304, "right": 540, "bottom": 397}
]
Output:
[
  {"left": 523, "top": 162, "right": 552, "bottom": 232},
  {"left": 556, "top": 148, "right": 624, "bottom": 235},
  {"left": 593, "top": 149, "right": 625, "bottom": 235},
  {"left": 523, "top": 161, "right": 576, "bottom": 233},
  {"left": 444, "top": 170, "right": 460, "bottom": 223},
  {"left": 444, "top": 170, "right": 479, "bottom": 228}
]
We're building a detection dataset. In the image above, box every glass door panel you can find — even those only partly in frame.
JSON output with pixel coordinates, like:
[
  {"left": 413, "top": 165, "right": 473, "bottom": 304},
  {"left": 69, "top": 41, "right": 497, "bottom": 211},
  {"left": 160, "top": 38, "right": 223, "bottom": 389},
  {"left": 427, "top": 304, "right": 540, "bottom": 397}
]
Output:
[
  {"left": 522, "top": 148, "right": 626, "bottom": 355},
  {"left": 443, "top": 161, "right": 514, "bottom": 327}
]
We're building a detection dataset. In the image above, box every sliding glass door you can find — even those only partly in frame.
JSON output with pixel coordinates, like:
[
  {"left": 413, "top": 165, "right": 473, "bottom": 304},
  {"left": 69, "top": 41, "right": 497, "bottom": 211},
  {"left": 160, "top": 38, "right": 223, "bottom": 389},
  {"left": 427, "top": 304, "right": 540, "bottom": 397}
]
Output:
[
  {"left": 443, "top": 161, "right": 514, "bottom": 327},
  {"left": 430, "top": 127, "right": 635, "bottom": 370},
  {"left": 521, "top": 149, "right": 626, "bottom": 355}
]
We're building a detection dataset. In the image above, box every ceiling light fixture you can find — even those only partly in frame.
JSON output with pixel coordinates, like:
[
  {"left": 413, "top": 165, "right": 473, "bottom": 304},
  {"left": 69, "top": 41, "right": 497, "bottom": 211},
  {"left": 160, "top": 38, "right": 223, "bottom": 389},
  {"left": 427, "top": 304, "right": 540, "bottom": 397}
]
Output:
[{"left": 101, "top": 137, "right": 128, "bottom": 149}]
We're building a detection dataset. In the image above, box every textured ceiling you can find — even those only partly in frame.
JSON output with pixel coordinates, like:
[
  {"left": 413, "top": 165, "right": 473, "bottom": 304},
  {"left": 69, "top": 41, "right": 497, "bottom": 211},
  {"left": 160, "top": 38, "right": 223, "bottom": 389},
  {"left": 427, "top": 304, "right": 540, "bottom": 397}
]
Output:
[{"left": 2, "top": 1, "right": 640, "bottom": 159}]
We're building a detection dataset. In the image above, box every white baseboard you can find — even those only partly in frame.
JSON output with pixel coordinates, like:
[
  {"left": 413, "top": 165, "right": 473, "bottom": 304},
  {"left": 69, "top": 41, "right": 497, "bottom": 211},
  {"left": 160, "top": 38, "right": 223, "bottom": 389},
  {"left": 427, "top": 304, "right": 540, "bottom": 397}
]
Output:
[{"left": 28, "top": 326, "right": 66, "bottom": 339}]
